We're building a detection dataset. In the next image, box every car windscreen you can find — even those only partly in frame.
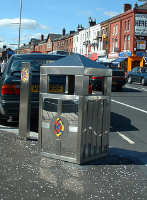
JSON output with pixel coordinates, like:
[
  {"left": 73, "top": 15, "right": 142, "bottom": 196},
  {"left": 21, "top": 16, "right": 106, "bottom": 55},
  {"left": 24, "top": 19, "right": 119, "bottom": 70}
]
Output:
[
  {"left": 6, "top": 55, "right": 63, "bottom": 74},
  {"left": 141, "top": 67, "right": 147, "bottom": 73},
  {"left": 99, "top": 62, "right": 120, "bottom": 70}
]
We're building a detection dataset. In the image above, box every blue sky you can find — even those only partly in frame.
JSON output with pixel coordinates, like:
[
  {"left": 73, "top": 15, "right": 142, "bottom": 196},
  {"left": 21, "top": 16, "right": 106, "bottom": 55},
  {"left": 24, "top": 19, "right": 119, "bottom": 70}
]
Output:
[{"left": 0, "top": 0, "right": 146, "bottom": 49}]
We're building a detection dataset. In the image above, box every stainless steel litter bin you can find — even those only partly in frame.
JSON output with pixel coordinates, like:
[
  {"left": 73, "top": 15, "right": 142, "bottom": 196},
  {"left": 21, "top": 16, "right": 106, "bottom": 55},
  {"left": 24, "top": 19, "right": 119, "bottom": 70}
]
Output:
[{"left": 38, "top": 54, "right": 112, "bottom": 164}]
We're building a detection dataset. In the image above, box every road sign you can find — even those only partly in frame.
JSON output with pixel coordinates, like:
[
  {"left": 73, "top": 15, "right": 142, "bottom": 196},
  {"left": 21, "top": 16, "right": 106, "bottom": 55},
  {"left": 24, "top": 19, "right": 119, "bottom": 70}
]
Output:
[{"left": 7, "top": 51, "right": 15, "bottom": 55}]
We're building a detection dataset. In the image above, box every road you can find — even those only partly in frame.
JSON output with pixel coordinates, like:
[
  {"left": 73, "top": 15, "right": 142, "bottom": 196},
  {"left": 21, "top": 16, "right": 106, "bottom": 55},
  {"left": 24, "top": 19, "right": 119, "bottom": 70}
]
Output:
[
  {"left": 109, "top": 83, "right": 147, "bottom": 172},
  {"left": 110, "top": 83, "right": 147, "bottom": 154}
]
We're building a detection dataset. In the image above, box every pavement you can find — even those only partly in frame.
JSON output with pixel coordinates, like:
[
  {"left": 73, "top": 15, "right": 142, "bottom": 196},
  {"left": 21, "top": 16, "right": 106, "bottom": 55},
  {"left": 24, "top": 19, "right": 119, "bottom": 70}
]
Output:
[{"left": 0, "top": 127, "right": 147, "bottom": 200}]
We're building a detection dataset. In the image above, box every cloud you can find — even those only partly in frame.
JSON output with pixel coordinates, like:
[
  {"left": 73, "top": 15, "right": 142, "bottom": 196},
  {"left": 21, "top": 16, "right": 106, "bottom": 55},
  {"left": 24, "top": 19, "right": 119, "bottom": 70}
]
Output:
[
  {"left": 96, "top": 7, "right": 104, "bottom": 11},
  {"left": 76, "top": 10, "right": 93, "bottom": 16},
  {"left": 0, "top": 18, "right": 50, "bottom": 30},
  {"left": 103, "top": 11, "right": 119, "bottom": 18},
  {"left": 20, "top": 33, "right": 48, "bottom": 41}
]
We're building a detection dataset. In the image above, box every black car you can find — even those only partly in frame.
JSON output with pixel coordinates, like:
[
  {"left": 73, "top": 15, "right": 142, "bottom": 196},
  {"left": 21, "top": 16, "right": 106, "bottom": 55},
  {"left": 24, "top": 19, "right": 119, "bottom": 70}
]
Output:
[
  {"left": 0, "top": 53, "right": 66, "bottom": 120},
  {"left": 90, "top": 62, "right": 126, "bottom": 91},
  {"left": 127, "top": 66, "right": 147, "bottom": 86}
]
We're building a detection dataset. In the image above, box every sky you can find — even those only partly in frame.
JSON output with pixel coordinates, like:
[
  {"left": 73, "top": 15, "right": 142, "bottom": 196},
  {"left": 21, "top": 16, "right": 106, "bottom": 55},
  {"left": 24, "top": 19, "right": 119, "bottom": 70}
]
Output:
[{"left": 0, "top": 0, "right": 146, "bottom": 50}]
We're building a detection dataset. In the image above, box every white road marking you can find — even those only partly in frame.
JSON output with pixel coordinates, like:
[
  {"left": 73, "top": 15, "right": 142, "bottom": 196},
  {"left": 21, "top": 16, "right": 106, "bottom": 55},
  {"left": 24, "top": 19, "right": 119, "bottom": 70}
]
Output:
[
  {"left": 125, "top": 85, "right": 147, "bottom": 92},
  {"left": 111, "top": 99, "right": 147, "bottom": 114},
  {"left": 117, "top": 131, "right": 135, "bottom": 144}
]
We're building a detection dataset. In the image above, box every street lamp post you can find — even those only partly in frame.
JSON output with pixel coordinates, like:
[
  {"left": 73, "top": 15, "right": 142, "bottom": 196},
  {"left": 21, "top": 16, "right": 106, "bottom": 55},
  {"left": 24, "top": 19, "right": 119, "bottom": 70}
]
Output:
[
  {"left": 18, "top": 0, "right": 22, "bottom": 54},
  {"left": 87, "top": 17, "right": 91, "bottom": 58}
]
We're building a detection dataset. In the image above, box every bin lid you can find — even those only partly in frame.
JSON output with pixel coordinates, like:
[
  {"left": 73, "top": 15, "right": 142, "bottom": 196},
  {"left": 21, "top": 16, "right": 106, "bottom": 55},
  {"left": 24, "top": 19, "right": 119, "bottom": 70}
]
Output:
[{"left": 41, "top": 53, "right": 112, "bottom": 77}]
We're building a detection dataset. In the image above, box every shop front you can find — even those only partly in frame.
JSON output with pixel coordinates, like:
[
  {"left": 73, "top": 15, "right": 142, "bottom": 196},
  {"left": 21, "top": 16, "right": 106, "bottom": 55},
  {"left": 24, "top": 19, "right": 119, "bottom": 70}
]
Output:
[
  {"left": 127, "top": 52, "right": 145, "bottom": 72},
  {"left": 96, "top": 50, "right": 106, "bottom": 62},
  {"left": 103, "top": 52, "right": 119, "bottom": 62},
  {"left": 112, "top": 52, "right": 131, "bottom": 73}
]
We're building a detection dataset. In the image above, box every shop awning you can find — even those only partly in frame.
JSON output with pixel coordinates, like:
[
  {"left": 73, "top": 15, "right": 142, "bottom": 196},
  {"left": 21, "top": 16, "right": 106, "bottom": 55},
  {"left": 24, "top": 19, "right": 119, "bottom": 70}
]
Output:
[
  {"left": 102, "top": 58, "right": 116, "bottom": 62},
  {"left": 112, "top": 57, "right": 127, "bottom": 64}
]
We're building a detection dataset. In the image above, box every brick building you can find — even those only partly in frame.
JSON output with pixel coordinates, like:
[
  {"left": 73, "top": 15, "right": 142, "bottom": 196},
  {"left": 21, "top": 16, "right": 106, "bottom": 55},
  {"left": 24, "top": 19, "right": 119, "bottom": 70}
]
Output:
[{"left": 101, "top": 2, "right": 147, "bottom": 72}]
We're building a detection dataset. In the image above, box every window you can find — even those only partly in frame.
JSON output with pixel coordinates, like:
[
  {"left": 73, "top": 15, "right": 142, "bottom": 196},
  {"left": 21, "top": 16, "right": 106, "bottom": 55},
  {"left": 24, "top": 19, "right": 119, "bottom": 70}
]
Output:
[
  {"left": 128, "top": 20, "right": 130, "bottom": 31},
  {"left": 106, "top": 28, "right": 108, "bottom": 37},
  {"left": 125, "top": 21, "right": 127, "bottom": 31},
  {"left": 127, "top": 35, "right": 130, "bottom": 50},
  {"left": 102, "top": 29, "right": 105, "bottom": 35},
  {"left": 47, "top": 41, "right": 51, "bottom": 49},
  {"left": 112, "top": 38, "right": 115, "bottom": 52},
  {"left": 94, "top": 31, "right": 96, "bottom": 38},
  {"left": 124, "top": 36, "right": 126, "bottom": 50},
  {"left": 115, "top": 38, "right": 118, "bottom": 48},
  {"left": 113, "top": 26, "right": 115, "bottom": 35},
  {"left": 116, "top": 25, "right": 118, "bottom": 34}
]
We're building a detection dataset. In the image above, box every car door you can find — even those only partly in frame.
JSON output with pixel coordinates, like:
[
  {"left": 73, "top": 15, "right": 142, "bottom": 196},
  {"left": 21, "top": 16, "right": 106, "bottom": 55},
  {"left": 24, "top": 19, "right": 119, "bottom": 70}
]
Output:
[
  {"left": 135, "top": 67, "right": 142, "bottom": 83},
  {"left": 131, "top": 67, "right": 138, "bottom": 82}
]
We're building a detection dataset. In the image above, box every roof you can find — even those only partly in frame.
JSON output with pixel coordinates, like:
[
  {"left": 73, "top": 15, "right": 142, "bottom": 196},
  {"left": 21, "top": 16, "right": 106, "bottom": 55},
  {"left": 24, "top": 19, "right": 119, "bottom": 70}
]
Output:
[
  {"left": 19, "top": 44, "right": 30, "bottom": 50},
  {"left": 47, "top": 33, "right": 62, "bottom": 41},
  {"left": 54, "top": 32, "right": 75, "bottom": 41},
  {"left": 31, "top": 38, "right": 40, "bottom": 45},
  {"left": 37, "top": 39, "right": 47, "bottom": 45},
  {"left": 134, "top": 3, "right": 147, "bottom": 10}
]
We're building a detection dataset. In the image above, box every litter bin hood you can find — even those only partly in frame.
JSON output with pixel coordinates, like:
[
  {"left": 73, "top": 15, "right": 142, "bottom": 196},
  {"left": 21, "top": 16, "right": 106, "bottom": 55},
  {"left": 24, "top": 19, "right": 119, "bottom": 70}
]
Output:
[{"left": 41, "top": 53, "right": 112, "bottom": 77}]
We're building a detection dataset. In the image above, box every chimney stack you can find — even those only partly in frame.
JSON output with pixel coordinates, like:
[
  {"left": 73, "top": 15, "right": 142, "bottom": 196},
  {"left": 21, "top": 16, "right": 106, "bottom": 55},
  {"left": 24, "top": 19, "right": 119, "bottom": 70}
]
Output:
[
  {"left": 124, "top": 4, "right": 132, "bottom": 12},
  {"left": 134, "top": 2, "right": 138, "bottom": 8},
  {"left": 41, "top": 34, "right": 44, "bottom": 41},
  {"left": 77, "top": 24, "right": 84, "bottom": 32},
  {"left": 62, "top": 28, "right": 66, "bottom": 36}
]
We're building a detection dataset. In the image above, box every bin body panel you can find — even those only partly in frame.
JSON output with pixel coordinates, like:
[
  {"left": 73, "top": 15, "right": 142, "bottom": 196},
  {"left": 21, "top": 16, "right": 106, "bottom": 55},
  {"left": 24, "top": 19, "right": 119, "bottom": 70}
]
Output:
[
  {"left": 41, "top": 95, "right": 79, "bottom": 162},
  {"left": 39, "top": 94, "right": 110, "bottom": 164}
]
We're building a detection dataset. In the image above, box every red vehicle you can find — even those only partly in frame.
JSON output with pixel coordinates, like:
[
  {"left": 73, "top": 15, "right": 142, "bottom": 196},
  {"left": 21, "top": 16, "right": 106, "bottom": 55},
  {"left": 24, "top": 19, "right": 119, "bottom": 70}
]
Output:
[{"left": 31, "top": 51, "right": 42, "bottom": 53}]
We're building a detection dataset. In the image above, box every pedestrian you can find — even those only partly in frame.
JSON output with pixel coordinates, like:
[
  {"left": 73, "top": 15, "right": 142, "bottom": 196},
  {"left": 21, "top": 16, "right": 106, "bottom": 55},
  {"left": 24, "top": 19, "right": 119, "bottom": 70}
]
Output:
[{"left": 1, "top": 60, "right": 6, "bottom": 73}]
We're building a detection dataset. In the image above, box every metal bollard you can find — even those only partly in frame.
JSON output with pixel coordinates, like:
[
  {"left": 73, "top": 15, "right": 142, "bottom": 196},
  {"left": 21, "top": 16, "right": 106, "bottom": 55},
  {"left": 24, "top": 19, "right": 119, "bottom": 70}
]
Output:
[{"left": 19, "top": 62, "right": 32, "bottom": 140}]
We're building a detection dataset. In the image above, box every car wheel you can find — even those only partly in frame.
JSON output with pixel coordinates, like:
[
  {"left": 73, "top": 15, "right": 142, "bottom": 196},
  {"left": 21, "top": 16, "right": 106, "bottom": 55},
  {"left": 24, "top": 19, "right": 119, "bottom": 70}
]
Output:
[
  {"left": 128, "top": 76, "right": 132, "bottom": 84},
  {"left": 115, "top": 86, "right": 122, "bottom": 92},
  {"left": 141, "top": 78, "right": 145, "bottom": 86}
]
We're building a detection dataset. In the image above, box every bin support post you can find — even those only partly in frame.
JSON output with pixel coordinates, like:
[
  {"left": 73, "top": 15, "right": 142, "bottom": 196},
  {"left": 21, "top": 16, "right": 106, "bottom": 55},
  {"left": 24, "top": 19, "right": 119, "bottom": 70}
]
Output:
[
  {"left": 56, "top": 99, "right": 62, "bottom": 155},
  {"left": 19, "top": 62, "right": 32, "bottom": 140}
]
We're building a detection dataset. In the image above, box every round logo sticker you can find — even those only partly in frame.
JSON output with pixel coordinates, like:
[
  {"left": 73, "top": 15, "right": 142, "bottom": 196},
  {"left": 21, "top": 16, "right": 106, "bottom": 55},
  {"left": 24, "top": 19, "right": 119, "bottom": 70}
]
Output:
[
  {"left": 21, "top": 68, "right": 29, "bottom": 82},
  {"left": 50, "top": 115, "right": 69, "bottom": 140}
]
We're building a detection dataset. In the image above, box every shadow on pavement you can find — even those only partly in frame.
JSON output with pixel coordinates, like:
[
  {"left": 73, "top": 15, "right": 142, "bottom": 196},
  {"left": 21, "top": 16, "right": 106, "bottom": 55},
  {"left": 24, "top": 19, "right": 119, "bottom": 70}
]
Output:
[
  {"left": 83, "top": 147, "right": 147, "bottom": 166},
  {"left": 0, "top": 116, "right": 39, "bottom": 133},
  {"left": 110, "top": 112, "right": 138, "bottom": 132}
]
